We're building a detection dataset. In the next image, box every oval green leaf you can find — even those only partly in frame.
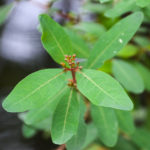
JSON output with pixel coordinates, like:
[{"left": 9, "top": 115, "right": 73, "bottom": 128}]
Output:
[
  {"left": 77, "top": 69, "right": 133, "bottom": 110},
  {"left": 51, "top": 87, "right": 80, "bottom": 144},
  {"left": 39, "top": 14, "right": 74, "bottom": 64},
  {"left": 2, "top": 69, "right": 65, "bottom": 112},
  {"left": 91, "top": 105, "right": 118, "bottom": 147},
  {"left": 86, "top": 12, "right": 143, "bottom": 69}
]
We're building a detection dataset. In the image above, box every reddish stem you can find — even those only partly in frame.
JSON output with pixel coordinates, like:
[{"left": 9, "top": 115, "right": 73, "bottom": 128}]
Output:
[{"left": 71, "top": 69, "right": 77, "bottom": 84}]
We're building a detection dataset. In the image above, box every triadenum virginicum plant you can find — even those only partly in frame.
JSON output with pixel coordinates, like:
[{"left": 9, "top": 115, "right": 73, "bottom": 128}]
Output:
[{"left": 2, "top": 11, "right": 143, "bottom": 149}]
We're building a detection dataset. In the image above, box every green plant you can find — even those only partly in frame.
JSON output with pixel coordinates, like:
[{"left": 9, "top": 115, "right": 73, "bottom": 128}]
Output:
[{"left": 2, "top": 4, "right": 149, "bottom": 149}]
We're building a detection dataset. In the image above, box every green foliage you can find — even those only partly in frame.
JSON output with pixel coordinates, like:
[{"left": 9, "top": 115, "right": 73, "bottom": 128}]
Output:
[
  {"left": 85, "top": 12, "right": 143, "bottom": 69},
  {"left": 2, "top": 2, "right": 150, "bottom": 149},
  {"left": 99, "top": 0, "right": 111, "bottom": 3},
  {"left": 136, "top": 0, "right": 150, "bottom": 7},
  {"left": 91, "top": 105, "right": 118, "bottom": 147},
  {"left": 112, "top": 59, "right": 144, "bottom": 94},
  {"left": 105, "top": 0, "right": 137, "bottom": 18},
  {"left": 2, "top": 69, "right": 66, "bottom": 112},
  {"left": 77, "top": 69, "right": 133, "bottom": 110},
  {"left": 115, "top": 110, "right": 135, "bottom": 134}
]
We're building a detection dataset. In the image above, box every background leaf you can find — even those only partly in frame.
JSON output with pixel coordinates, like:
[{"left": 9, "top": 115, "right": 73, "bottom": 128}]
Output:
[
  {"left": 112, "top": 59, "right": 144, "bottom": 94},
  {"left": 115, "top": 110, "right": 135, "bottom": 134},
  {"left": 65, "top": 28, "right": 90, "bottom": 58},
  {"left": 117, "top": 44, "right": 139, "bottom": 58},
  {"left": 85, "top": 12, "right": 143, "bottom": 69},
  {"left": 130, "top": 128, "right": 150, "bottom": 150},
  {"left": 91, "top": 105, "right": 118, "bottom": 147},
  {"left": 99, "top": 0, "right": 111, "bottom": 3},
  {"left": 136, "top": 0, "right": 150, "bottom": 7},
  {"left": 77, "top": 69, "right": 133, "bottom": 110},
  {"left": 133, "top": 62, "right": 150, "bottom": 91},
  {"left": 105, "top": 0, "right": 137, "bottom": 18},
  {"left": 22, "top": 125, "right": 36, "bottom": 139}
]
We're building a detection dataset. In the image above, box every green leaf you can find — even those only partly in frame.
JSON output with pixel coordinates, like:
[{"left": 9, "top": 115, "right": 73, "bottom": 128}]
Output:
[
  {"left": 112, "top": 59, "right": 144, "bottom": 94},
  {"left": 64, "top": 28, "right": 90, "bottom": 58},
  {"left": 117, "top": 44, "right": 139, "bottom": 58},
  {"left": 22, "top": 125, "right": 36, "bottom": 138},
  {"left": 39, "top": 14, "right": 74, "bottom": 64},
  {"left": 113, "top": 136, "right": 137, "bottom": 150},
  {"left": 99, "top": 0, "right": 111, "bottom": 3},
  {"left": 51, "top": 87, "right": 80, "bottom": 144},
  {"left": 105, "top": 0, "right": 137, "bottom": 18},
  {"left": 115, "top": 110, "right": 135, "bottom": 134},
  {"left": 134, "top": 36, "right": 150, "bottom": 48},
  {"left": 136, "top": 0, "right": 150, "bottom": 7},
  {"left": 82, "top": 123, "right": 98, "bottom": 149},
  {"left": 130, "top": 128, "right": 150, "bottom": 150},
  {"left": 2, "top": 69, "right": 65, "bottom": 112},
  {"left": 133, "top": 62, "right": 150, "bottom": 91},
  {"left": 66, "top": 95, "right": 87, "bottom": 150},
  {"left": 74, "top": 22, "right": 106, "bottom": 38},
  {"left": 91, "top": 105, "right": 118, "bottom": 147},
  {"left": 77, "top": 69, "right": 133, "bottom": 110},
  {"left": 0, "top": 3, "right": 13, "bottom": 25},
  {"left": 86, "top": 12, "right": 143, "bottom": 69},
  {"left": 24, "top": 86, "right": 68, "bottom": 125}
]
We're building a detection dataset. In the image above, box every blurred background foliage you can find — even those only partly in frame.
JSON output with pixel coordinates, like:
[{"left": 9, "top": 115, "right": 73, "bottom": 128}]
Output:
[{"left": 0, "top": 0, "right": 150, "bottom": 150}]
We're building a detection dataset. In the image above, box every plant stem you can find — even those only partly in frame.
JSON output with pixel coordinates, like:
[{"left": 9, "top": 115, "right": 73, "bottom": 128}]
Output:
[{"left": 71, "top": 69, "right": 77, "bottom": 84}]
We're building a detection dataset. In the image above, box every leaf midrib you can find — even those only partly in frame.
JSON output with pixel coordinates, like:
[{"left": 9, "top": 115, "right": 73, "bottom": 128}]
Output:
[
  {"left": 61, "top": 88, "right": 73, "bottom": 140},
  {"left": 88, "top": 32, "right": 121, "bottom": 68},
  {"left": 79, "top": 71, "right": 117, "bottom": 103},
  {"left": 42, "top": 21, "right": 65, "bottom": 56},
  {"left": 10, "top": 71, "right": 64, "bottom": 107}
]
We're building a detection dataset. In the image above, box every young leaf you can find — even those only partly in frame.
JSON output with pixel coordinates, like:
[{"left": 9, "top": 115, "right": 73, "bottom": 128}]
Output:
[
  {"left": 136, "top": 0, "right": 150, "bottom": 7},
  {"left": 64, "top": 28, "right": 90, "bottom": 58},
  {"left": 112, "top": 59, "right": 144, "bottom": 94},
  {"left": 133, "top": 62, "right": 150, "bottom": 91},
  {"left": 86, "top": 12, "right": 143, "bottom": 69},
  {"left": 39, "top": 14, "right": 74, "bottom": 64},
  {"left": 51, "top": 87, "right": 80, "bottom": 144},
  {"left": 2, "top": 69, "right": 65, "bottom": 112},
  {"left": 115, "top": 110, "right": 135, "bottom": 134},
  {"left": 105, "top": 0, "right": 137, "bottom": 18},
  {"left": 77, "top": 69, "right": 133, "bottom": 110},
  {"left": 91, "top": 105, "right": 118, "bottom": 147},
  {"left": 66, "top": 95, "right": 87, "bottom": 150},
  {"left": 24, "top": 86, "right": 68, "bottom": 125}
]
